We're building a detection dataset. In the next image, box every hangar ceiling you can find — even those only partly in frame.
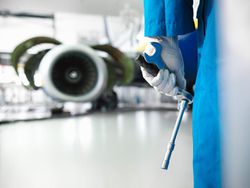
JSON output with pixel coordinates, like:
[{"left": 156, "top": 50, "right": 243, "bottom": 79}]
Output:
[{"left": 0, "top": 0, "right": 143, "bottom": 15}]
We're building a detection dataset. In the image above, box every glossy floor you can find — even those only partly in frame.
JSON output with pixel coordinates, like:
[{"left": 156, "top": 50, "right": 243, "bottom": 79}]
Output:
[{"left": 0, "top": 110, "right": 193, "bottom": 188}]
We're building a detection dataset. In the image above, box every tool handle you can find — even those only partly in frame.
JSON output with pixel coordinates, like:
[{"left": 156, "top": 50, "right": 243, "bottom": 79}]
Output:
[
  {"left": 136, "top": 55, "right": 193, "bottom": 104},
  {"left": 136, "top": 55, "right": 159, "bottom": 77}
]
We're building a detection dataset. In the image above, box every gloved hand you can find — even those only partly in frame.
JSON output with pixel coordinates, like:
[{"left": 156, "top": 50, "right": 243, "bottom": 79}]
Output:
[{"left": 141, "top": 36, "right": 186, "bottom": 96}]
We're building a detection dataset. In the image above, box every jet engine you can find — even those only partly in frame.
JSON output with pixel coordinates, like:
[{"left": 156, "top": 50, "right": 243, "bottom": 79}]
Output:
[{"left": 11, "top": 36, "right": 136, "bottom": 103}]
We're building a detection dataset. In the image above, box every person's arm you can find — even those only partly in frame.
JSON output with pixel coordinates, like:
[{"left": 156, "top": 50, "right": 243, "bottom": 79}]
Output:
[
  {"left": 144, "top": 0, "right": 195, "bottom": 37},
  {"left": 165, "top": 0, "right": 195, "bottom": 36},
  {"left": 144, "top": 0, "right": 166, "bottom": 36},
  {"left": 141, "top": 0, "right": 195, "bottom": 95}
]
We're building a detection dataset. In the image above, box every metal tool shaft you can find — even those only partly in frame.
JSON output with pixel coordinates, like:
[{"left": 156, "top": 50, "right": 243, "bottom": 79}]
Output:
[
  {"left": 161, "top": 99, "right": 189, "bottom": 170},
  {"left": 135, "top": 54, "right": 193, "bottom": 171}
]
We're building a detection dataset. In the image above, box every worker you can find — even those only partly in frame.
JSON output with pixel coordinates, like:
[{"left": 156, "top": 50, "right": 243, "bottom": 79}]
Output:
[{"left": 141, "top": 0, "right": 221, "bottom": 187}]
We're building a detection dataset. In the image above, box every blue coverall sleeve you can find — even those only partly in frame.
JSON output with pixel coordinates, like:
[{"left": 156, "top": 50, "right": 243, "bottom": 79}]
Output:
[{"left": 144, "top": 0, "right": 195, "bottom": 37}]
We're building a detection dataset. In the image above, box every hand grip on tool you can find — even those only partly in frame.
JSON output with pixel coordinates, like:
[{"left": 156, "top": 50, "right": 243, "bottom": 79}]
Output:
[
  {"left": 136, "top": 47, "right": 193, "bottom": 170},
  {"left": 136, "top": 54, "right": 193, "bottom": 102}
]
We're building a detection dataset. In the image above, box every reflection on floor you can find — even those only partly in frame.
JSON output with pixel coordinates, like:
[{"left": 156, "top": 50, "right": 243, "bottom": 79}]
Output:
[{"left": 0, "top": 110, "right": 193, "bottom": 188}]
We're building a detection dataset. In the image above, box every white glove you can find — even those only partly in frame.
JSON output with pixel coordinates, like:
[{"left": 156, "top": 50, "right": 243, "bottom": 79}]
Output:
[{"left": 141, "top": 36, "right": 186, "bottom": 96}]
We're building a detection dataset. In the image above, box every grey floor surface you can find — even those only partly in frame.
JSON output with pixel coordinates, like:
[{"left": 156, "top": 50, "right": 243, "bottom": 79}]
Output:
[{"left": 0, "top": 110, "right": 193, "bottom": 188}]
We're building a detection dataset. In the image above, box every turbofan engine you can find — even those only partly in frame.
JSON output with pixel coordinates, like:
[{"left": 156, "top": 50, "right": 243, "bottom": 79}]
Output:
[{"left": 11, "top": 36, "right": 136, "bottom": 103}]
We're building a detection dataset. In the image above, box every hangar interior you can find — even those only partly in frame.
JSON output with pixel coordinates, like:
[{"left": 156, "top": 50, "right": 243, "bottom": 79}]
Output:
[{"left": 0, "top": 0, "right": 199, "bottom": 187}]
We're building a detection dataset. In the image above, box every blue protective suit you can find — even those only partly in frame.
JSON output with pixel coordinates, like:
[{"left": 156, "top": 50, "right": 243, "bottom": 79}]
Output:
[{"left": 144, "top": 0, "right": 221, "bottom": 187}]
